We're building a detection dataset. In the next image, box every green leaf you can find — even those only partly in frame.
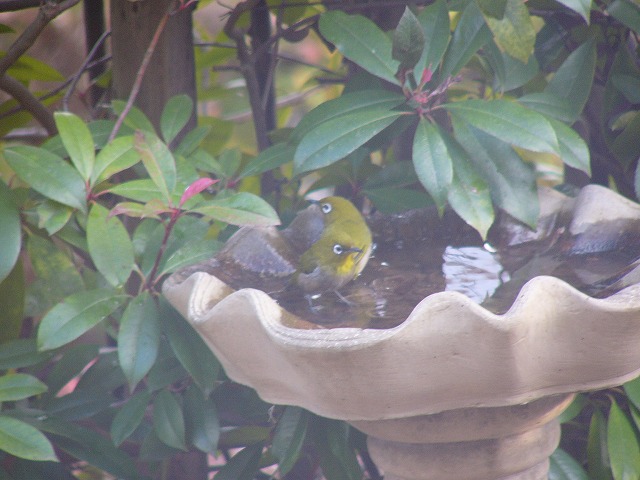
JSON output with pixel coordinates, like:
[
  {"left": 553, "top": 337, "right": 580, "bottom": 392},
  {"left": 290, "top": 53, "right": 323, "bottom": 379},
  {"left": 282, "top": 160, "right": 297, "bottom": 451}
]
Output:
[
  {"left": 184, "top": 385, "right": 220, "bottom": 453},
  {"left": 611, "top": 111, "right": 640, "bottom": 169},
  {"left": 6, "top": 54, "right": 64, "bottom": 82},
  {"left": 440, "top": 1, "right": 492, "bottom": 78},
  {"left": 5, "top": 146, "right": 86, "bottom": 212},
  {"left": 108, "top": 179, "right": 163, "bottom": 203},
  {"left": 444, "top": 135, "right": 494, "bottom": 239},
  {"left": 111, "top": 390, "right": 151, "bottom": 446},
  {"left": 290, "top": 89, "right": 406, "bottom": 144},
  {"left": 38, "top": 289, "right": 127, "bottom": 351},
  {"left": 392, "top": 7, "right": 425, "bottom": 71},
  {"left": 160, "top": 94, "right": 193, "bottom": 144},
  {"left": 192, "top": 192, "right": 281, "bottom": 227},
  {"left": 35, "top": 200, "right": 73, "bottom": 235},
  {"left": 159, "top": 300, "right": 219, "bottom": 396},
  {"left": 158, "top": 238, "right": 222, "bottom": 277},
  {"left": 214, "top": 442, "right": 265, "bottom": 480},
  {"left": 545, "top": 38, "right": 596, "bottom": 123},
  {"left": 364, "top": 187, "right": 433, "bottom": 214},
  {"left": 0, "top": 339, "right": 52, "bottom": 370},
  {"left": 111, "top": 100, "right": 156, "bottom": 134},
  {"left": 483, "top": 0, "right": 535, "bottom": 63},
  {"left": 412, "top": 118, "right": 452, "bottom": 214},
  {"left": 43, "top": 384, "right": 114, "bottom": 421},
  {"left": 319, "top": 11, "right": 400, "bottom": 85},
  {"left": 607, "top": 0, "right": 640, "bottom": 34},
  {"left": 91, "top": 135, "right": 138, "bottom": 186},
  {"left": 588, "top": 408, "right": 612, "bottom": 480},
  {"left": 0, "top": 260, "right": 24, "bottom": 343},
  {"left": 452, "top": 118, "right": 539, "bottom": 227},
  {"left": 46, "top": 344, "right": 99, "bottom": 396},
  {"left": 87, "top": 203, "right": 135, "bottom": 287},
  {"left": 0, "top": 416, "right": 57, "bottom": 462},
  {"left": 174, "top": 125, "right": 212, "bottom": 157},
  {"left": 238, "top": 143, "right": 295, "bottom": 178},
  {"left": 0, "top": 373, "right": 47, "bottom": 401},
  {"left": 556, "top": 0, "right": 592, "bottom": 24},
  {"left": 293, "top": 109, "right": 404, "bottom": 174},
  {"left": 118, "top": 292, "right": 160, "bottom": 391},
  {"left": 518, "top": 92, "right": 576, "bottom": 123},
  {"left": 550, "top": 448, "right": 589, "bottom": 480},
  {"left": 54, "top": 112, "right": 95, "bottom": 181},
  {"left": 312, "top": 417, "right": 362, "bottom": 480},
  {"left": 272, "top": 407, "right": 309, "bottom": 476},
  {"left": 608, "top": 398, "right": 640, "bottom": 480},
  {"left": 414, "top": 0, "right": 450, "bottom": 79},
  {"left": 558, "top": 394, "right": 586, "bottom": 424},
  {"left": 153, "top": 390, "right": 187, "bottom": 451},
  {"left": 444, "top": 99, "right": 559, "bottom": 154},
  {"left": 0, "top": 181, "right": 21, "bottom": 283},
  {"left": 548, "top": 118, "right": 591, "bottom": 175},
  {"left": 39, "top": 418, "right": 137, "bottom": 478},
  {"left": 625, "top": 376, "right": 640, "bottom": 412},
  {"left": 477, "top": 0, "right": 508, "bottom": 19},
  {"left": 134, "top": 131, "right": 177, "bottom": 203},
  {"left": 612, "top": 74, "right": 640, "bottom": 104}
]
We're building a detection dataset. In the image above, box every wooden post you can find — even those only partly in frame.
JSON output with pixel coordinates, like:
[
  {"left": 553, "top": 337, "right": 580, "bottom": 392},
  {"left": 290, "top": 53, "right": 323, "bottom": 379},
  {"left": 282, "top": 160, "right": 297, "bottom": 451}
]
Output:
[{"left": 110, "top": 0, "right": 197, "bottom": 138}]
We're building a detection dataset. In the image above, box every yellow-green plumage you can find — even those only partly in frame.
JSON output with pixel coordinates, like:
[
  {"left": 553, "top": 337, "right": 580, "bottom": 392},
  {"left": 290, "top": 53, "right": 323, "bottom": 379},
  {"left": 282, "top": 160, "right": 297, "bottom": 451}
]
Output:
[{"left": 293, "top": 196, "right": 372, "bottom": 295}]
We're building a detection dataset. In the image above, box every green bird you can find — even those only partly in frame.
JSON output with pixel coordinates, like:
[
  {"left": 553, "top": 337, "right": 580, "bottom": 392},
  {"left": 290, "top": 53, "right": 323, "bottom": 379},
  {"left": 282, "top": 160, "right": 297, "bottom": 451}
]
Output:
[{"left": 292, "top": 196, "right": 373, "bottom": 298}]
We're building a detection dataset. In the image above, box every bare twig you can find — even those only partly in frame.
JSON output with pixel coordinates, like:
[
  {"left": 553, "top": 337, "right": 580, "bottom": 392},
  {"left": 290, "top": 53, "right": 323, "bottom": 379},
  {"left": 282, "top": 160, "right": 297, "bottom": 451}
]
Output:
[
  {"left": 108, "top": 1, "right": 176, "bottom": 143},
  {"left": 0, "top": 0, "right": 81, "bottom": 78},
  {"left": 0, "top": 74, "right": 57, "bottom": 135},
  {"left": 63, "top": 30, "right": 111, "bottom": 111}
]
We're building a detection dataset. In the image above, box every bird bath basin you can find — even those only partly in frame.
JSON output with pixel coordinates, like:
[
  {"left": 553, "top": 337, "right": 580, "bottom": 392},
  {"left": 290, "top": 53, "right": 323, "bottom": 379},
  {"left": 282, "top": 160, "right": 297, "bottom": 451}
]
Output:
[{"left": 163, "top": 184, "right": 640, "bottom": 480}]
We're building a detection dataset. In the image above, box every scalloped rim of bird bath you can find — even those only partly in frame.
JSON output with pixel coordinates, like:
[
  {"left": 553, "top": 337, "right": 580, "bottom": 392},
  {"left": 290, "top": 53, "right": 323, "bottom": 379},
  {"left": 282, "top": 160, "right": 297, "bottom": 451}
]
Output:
[{"left": 163, "top": 184, "right": 640, "bottom": 421}]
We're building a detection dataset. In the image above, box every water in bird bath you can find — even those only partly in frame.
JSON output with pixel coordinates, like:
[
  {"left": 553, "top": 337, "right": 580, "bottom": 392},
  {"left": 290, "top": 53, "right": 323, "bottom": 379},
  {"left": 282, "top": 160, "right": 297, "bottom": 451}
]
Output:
[{"left": 179, "top": 199, "right": 640, "bottom": 329}]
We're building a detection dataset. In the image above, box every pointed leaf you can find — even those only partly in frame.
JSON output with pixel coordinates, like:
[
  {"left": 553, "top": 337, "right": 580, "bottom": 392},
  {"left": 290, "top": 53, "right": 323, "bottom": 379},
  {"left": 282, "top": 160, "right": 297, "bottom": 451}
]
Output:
[
  {"left": 214, "top": 442, "right": 265, "bottom": 480},
  {"left": 91, "top": 135, "right": 138, "bottom": 186},
  {"left": 272, "top": 407, "right": 309, "bottom": 476},
  {"left": 0, "top": 181, "right": 21, "bottom": 283},
  {"left": 556, "top": 0, "right": 592, "bottom": 24},
  {"left": 0, "top": 373, "right": 47, "bottom": 401},
  {"left": 54, "top": 112, "right": 95, "bottom": 181},
  {"left": 134, "top": 131, "right": 177, "bottom": 203},
  {"left": 545, "top": 38, "right": 596, "bottom": 123},
  {"left": 444, "top": 99, "right": 559, "bottom": 154},
  {"left": 174, "top": 125, "right": 212, "bottom": 157},
  {"left": 239, "top": 143, "right": 295, "bottom": 178},
  {"left": 158, "top": 238, "right": 222, "bottom": 277},
  {"left": 364, "top": 187, "right": 433, "bottom": 214},
  {"left": 118, "top": 292, "right": 160, "bottom": 391},
  {"left": 626, "top": 375, "right": 640, "bottom": 412},
  {"left": 608, "top": 399, "right": 640, "bottom": 480},
  {"left": 160, "top": 94, "right": 193, "bottom": 144},
  {"left": 0, "top": 416, "right": 57, "bottom": 462},
  {"left": 412, "top": 118, "right": 452, "bottom": 214},
  {"left": 548, "top": 118, "right": 591, "bottom": 175},
  {"left": 153, "top": 390, "right": 187, "bottom": 451},
  {"left": 452, "top": 118, "right": 539, "bottom": 227},
  {"left": 5, "top": 146, "right": 86, "bottom": 212},
  {"left": 414, "top": 0, "right": 450, "bottom": 79},
  {"left": 483, "top": 0, "right": 535, "bottom": 63},
  {"left": 550, "top": 448, "right": 589, "bottom": 480},
  {"left": 611, "top": 111, "right": 640, "bottom": 169},
  {"left": 46, "top": 344, "right": 99, "bottom": 396},
  {"left": 179, "top": 177, "right": 216, "bottom": 207},
  {"left": 0, "top": 260, "right": 24, "bottom": 343},
  {"left": 111, "top": 390, "right": 152, "bottom": 446},
  {"left": 192, "top": 192, "right": 280, "bottom": 227},
  {"left": 607, "top": 0, "right": 640, "bottom": 34},
  {"left": 111, "top": 100, "right": 156, "bottom": 134},
  {"left": 87, "top": 203, "right": 135, "bottom": 287},
  {"left": 294, "top": 109, "right": 404, "bottom": 174},
  {"left": 392, "top": 7, "right": 425, "bottom": 71},
  {"left": 587, "top": 408, "right": 611, "bottom": 479},
  {"left": 184, "top": 386, "right": 220, "bottom": 453},
  {"left": 291, "top": 90, "right": 406, "bottom": 144},
  {"left": 444, "top": 135, "right": 494, "bottom": 238},
  {"left": 319, "top": 11, "right": 400, "bottom": 85},
  {"left": 159, "top": 300, "right": 219, "bottom": 396},
  {"left": 518, "top": 92, "right": 576, "bottom": 123},
  {"left": 0, "top": 339, "right": 52, "bottom": 370},
  {"left": 441, "top": 2, "right": 492, "bottom": 78},
  {"left": 38, "top": 289, "right": 128, "bottom": 351}
]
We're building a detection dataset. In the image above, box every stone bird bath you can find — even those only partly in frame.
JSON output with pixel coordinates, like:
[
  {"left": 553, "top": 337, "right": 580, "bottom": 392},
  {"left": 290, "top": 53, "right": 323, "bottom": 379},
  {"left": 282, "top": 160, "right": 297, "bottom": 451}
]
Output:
[{"left": 163, "top": 185, "right": 640, "bottom": 480}]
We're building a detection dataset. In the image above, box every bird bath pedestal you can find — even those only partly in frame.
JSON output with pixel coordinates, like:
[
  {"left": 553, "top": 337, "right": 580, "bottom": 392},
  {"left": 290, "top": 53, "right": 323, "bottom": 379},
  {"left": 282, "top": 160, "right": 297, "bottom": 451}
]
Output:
[{"left": 163, "top": 185, "right": 640, "bottom": 480}]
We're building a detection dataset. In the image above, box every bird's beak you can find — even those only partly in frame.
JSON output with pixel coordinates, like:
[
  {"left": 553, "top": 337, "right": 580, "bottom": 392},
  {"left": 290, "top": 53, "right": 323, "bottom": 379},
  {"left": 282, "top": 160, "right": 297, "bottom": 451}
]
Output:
[{"left": 348, "top": 247, "right": 363, "bottom": 259}]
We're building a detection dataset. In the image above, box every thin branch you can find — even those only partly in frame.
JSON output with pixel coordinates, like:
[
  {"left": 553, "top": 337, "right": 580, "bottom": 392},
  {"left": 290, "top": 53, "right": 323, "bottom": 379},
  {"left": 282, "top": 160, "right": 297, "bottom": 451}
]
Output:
[
  {"left": 108, "top": 1, "right": 176, "bottom": 143},
  {"left": 63, "top": 30, "right": 111, "bottom": 111},
  {"left": 0, "top": 0, "right": 41, "bottom": 12},
  {"left": 0, "top": 0, "right": 81, "bottom": 78},
  {"left": 0, "top": 74, "right": 57, "bottom": 135}
]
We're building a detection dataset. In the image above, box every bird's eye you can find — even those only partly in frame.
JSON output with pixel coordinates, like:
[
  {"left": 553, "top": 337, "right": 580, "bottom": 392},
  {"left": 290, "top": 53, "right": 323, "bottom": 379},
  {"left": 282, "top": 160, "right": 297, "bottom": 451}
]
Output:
[
  {"left": 333, "top": 244, "right": 344, "bottom": 255},
  {"left": 321, "top": 203, "right": 332, "bottom": 214}
]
